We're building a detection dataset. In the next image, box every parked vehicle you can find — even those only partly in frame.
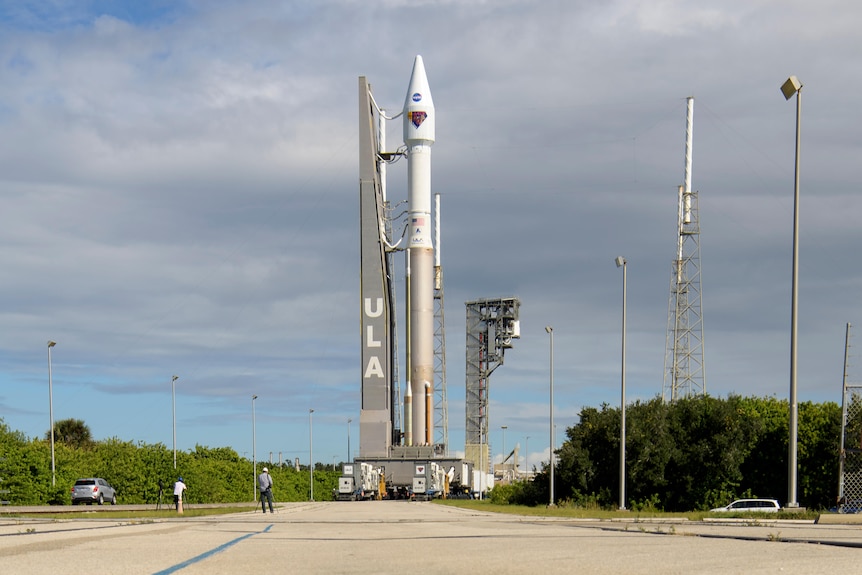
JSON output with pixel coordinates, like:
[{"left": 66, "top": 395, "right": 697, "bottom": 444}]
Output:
[
  {"left": 71, "top": 478, "right": 117, "bottom": 505},
  {"left": 337, "top": 463, "right": 384, "bottom": 501},
  {"left": 710, "top": 498, "right": 780, "bottom": 513}
]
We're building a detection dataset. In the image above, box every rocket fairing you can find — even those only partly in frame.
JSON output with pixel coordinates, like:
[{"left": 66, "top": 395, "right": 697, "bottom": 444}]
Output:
[{"left": 404, "top": 55, "right": 435, "bottom": 445}]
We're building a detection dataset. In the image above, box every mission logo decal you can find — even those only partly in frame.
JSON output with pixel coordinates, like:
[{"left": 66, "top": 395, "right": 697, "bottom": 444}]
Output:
[{"left": 410, "top": 111, "right": 427, "bottom": 128}]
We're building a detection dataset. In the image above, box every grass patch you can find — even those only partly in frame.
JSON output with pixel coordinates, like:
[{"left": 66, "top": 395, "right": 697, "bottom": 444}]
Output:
[
  {"left": 433, "top": 499, "right": 819, "bottom": 521},
  {"left": 433, "top": 499, "right": 684, "bottom": 519}
]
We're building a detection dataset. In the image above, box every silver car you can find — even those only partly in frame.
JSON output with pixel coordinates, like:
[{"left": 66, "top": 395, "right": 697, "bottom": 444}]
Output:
[{"left": 71, "top": 478, "right": 117, "bottom": 505}]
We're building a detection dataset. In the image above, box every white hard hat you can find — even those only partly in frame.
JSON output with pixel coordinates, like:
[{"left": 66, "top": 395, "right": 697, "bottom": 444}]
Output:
[{"left": 262, "top": 467, "right": 268, "bottom": 472}]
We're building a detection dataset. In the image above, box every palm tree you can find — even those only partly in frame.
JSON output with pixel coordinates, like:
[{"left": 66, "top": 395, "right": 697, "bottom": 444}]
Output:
[{"left": 45, "top": 418, "right": 93, "bottom": 449}]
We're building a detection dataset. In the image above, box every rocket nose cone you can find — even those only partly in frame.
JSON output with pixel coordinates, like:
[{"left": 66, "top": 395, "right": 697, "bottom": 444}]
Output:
[
  {"left": 403, "top": 55, "right": 435, "bottom": 144},
  {"left": 404, "top": 55, "right": 434, "bottom": 111}
]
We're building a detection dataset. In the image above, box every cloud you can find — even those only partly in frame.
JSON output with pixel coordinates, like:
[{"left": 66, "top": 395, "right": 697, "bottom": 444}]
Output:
[{"left": 1, "top": 0, "right": 860, "bottom": 465}]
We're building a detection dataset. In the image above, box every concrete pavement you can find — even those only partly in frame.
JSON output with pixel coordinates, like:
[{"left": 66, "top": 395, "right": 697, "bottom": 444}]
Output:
[{"left": 2, "top": 502, "right": 862, "bottom": 574}]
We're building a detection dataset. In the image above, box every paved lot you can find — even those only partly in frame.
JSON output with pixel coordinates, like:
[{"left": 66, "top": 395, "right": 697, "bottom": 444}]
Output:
[{"left": 2, "top": 502, "right": 862, "bottom": 574}]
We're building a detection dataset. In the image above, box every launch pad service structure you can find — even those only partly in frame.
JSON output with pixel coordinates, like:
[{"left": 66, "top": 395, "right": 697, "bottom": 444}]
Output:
[{"left": 357, "top": 57, "right": 473, "bottom": 493}]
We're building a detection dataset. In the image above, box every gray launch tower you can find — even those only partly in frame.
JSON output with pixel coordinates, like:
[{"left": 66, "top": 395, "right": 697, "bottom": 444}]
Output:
[
  {"left": 663, "top": 97, "right": 706, "bottom": 401},
  {"left": 358, "top": 76, "right": 394, "bottom": 457}
]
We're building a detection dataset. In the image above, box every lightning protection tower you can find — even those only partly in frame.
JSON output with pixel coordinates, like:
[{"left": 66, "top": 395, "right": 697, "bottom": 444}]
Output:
[{"left": 663, "top": 97, "right": 706, "bottom": 401}]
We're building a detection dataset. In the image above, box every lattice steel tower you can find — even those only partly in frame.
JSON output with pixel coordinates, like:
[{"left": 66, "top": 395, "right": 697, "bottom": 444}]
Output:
[
  {"left": 839, "top": 323, "right": 862, "bottom": 511},
  {"left": 465, "top": 297, "right": 520, "bottom": 482},
  {"left": 663, "top": 97, "right": 706, "bottom": 401},
  {"left": 433, "top": 193, "right": 449, "bottom": 454}
]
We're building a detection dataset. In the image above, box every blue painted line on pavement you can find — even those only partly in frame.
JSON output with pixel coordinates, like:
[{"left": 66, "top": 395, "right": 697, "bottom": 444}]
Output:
[{"left": 152, "top": 524, "right": 273, "bottom": 575}]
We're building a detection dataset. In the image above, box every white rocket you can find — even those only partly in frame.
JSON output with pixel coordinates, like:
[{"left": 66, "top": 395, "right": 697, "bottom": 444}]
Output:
[{"left": 404, "top": 55, "right": 435, "bottom": 445}]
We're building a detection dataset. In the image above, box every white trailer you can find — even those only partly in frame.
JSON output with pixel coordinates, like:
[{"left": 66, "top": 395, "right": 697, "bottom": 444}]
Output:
[
  {"left": 412, "top": 462, "right": 449, "bottom": 501},
  {"left": 338, "top": 463, "right": 383, "bottom": 501}
]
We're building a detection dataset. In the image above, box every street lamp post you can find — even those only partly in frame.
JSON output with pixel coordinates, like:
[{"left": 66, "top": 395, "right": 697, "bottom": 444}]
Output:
[
  {"left": 615, "top": 256, "right": 628, "bottom": 511},
  {"left": 781, "top": 74, "right": 803, "bottom": 508},
  {"left": 525, "top": 435, "right": 530, "bottom": 478},
  {"left": 501, "top": 425, "right": 508, "bottom": 481},
  {"left": 309, "top": 409, "right": 315, "bottom": 501},
  {"left": 347, "top": 418, "right": 352, "bottom": 463},
  {"left": 252, "top": 395, "right": 258, "bottom": 503},
  {"left": 545, "top": 326, "right": 555, "bottom": 507},
  {"left": 171, "top": 376, "right": 178, "bottom": 470},
  {"left": 47, "top": 341, "right": 56, "bottom": 487}
]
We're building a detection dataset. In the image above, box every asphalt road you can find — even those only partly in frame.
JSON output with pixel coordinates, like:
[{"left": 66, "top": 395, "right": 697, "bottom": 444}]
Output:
[{"left": 2, "top": 502, "right": 862, "bottom": 574}]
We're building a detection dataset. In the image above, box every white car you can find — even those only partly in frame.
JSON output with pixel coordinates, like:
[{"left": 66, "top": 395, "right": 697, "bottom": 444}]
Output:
[{"left": 710, "top": 498, "right": 780, "bottom": 513}]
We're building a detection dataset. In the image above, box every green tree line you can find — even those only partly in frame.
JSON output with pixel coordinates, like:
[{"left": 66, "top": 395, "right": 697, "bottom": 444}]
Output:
[
  {"left": 0, "top": 418, "right": 338, "bottom": 505},
  {"left": 2, "top": 394, "right": 845, "bottom": 510},
  {"left": 493, "top": 395, "right": 842, "bottom": 511}
]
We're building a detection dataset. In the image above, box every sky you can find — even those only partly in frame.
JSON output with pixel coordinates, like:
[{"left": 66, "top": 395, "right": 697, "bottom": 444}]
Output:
[{"left": 1, "top": 0, "right": 861, "bottom": 474}]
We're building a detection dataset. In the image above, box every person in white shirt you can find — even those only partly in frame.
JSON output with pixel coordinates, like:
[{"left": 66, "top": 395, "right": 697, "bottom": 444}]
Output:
[{"left": 173, "top": 477, "right": 187, "bottom": 514}]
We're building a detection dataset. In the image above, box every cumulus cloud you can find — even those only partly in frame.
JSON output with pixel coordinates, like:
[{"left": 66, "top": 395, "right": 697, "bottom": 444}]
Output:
[{"left": 1, "top": 1, "right": 860, "bottom": 462}]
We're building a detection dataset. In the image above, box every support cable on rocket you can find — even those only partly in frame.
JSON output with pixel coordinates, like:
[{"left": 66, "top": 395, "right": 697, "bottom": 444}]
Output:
[{"left": 369, "top": 91, "right": 404, "bottom": 121}]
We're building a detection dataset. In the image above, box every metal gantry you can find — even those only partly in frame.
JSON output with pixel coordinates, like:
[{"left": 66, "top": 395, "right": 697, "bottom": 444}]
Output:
[
  {"left": 432, "top": 193, "right": 449, "bottom": 454},
  {"left": 464, "top": 297, "right": 520, "bottom": 481},
  {"left": 839, "top": 323, "right": 862, "bottom": 512},
  {"left": 358, "top": 76, "right": 395, "bottom": 457},
  {"left": 433, "top": 252, "right": 449, "bottom": 454},
  {"left": 663, "top": 97, "right": 706, "bottom": 401}
]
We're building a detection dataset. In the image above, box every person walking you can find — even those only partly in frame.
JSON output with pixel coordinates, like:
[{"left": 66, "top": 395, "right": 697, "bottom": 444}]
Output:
[
  {"left": 173, "top": 477, "right": 187, "bottom": 514},
  {"left": 258, "top": 467, "right": 274, "bottom": 513}
]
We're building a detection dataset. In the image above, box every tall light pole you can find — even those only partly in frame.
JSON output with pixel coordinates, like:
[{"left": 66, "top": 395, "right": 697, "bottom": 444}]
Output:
[
  {"left": 309, "top": 409, "right": 315, "bottom": 501},
  {"left": 545, "top": 326, "right": 555, "bottom": 507},
  {"left": 171, "top": 375, "right": 178, "bottom": 470},
  {"left": 781, "top": 74, "right": 803, "bottom": 508},
  {"left": 47, "top": 341, "right": 56, "bottom": 487},
  {"left": 501, "top": 425, "right": 508, "bottom": 480},
  {"left": 525, "top": 435, "right": 530, "bottom": 478},
  {"left": 252, "top": 395, "right": 258, "bottom": 503},
  {"left": 615, "top": 256, "right": 628, "bottom": 511},
  {"left": 347, "top": 418, "right": 352, "bottom": 463}
]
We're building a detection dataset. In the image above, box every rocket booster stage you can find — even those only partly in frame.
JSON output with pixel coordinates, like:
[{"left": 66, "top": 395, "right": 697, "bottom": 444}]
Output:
[{"left": 404, "top": 56, "right": 435, "bottom": 445}]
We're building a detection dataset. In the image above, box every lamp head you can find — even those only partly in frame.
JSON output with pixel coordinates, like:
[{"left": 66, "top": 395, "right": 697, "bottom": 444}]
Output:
[
  {"left": 48, "top": 341, "right": 56, "bottom": 348},
  {"left": 615, "top": 256, "right": 626, "bottom": 268},
  {"left": 172, "top": 375, "right": 178, "bottom": 382},
  {"left": 781, "top": 76, "right": 802, "bottom": 100},
  {"left": 545, "top": 326, "right": 553, "bottom": 334}
]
